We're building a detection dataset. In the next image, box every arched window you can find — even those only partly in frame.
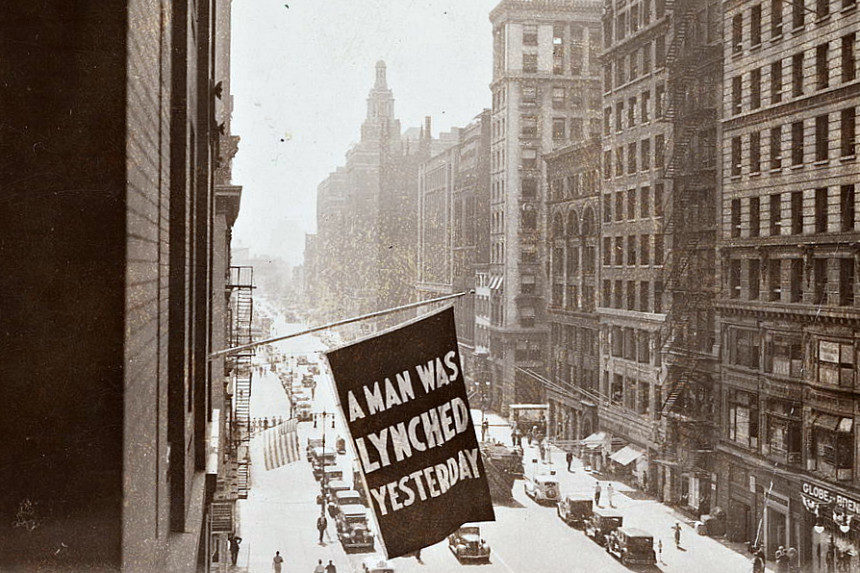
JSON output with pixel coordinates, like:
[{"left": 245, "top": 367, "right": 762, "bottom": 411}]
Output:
[
  {"left": 552, "top": 212, "right": 565, "bottom": 239},
  {"left": 567, "top": 210, "right": 579, "bottom": 238},
  {"left": 582, "top": 207, "right": 596, "bottom": 236}
]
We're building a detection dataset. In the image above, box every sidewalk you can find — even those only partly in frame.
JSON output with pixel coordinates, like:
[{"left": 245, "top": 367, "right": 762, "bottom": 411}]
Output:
[{"left": 475, "top": 410, "right": 765, "bottom": 572}]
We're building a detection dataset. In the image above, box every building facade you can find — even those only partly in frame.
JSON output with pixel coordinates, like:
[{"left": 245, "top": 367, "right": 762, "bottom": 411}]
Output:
[
  {"left": 488, "top": 0, "right": 603, "bottom": 414},
  {"left": 715, "top": 0, "right": 860, "bottom": 566},
  {"left": 544, "top": 138, "right": 603, "bottom": 441}
]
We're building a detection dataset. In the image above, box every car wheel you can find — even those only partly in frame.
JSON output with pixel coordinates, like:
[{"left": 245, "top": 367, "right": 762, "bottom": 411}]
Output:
[{"left": 621, "top": 554, "right": 629, "bottom": 566}]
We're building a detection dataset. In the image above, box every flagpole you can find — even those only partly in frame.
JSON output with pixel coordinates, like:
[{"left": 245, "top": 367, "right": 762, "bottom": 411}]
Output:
[{"left": 210, "top": 290, "right": 473, "bottom": 359}]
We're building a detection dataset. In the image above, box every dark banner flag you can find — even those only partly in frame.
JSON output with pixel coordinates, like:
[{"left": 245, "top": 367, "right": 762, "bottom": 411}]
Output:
[{"left": 325, "top": 307, "right": 495, "bottom": 558}]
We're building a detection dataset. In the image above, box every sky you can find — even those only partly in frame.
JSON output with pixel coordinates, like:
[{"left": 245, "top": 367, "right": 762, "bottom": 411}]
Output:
[{"left": 230, "top": 0, "right": 499, "bottom": 265}]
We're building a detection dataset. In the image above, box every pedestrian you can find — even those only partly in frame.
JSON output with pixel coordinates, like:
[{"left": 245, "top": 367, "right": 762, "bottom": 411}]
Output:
[
  {"left": 657, "top": 539, "right": 663, "bottom": 564},
  {"left": 482, "top": 418, "right": 489, "bottom": 441},
  {"left": 313, "top": 559, "right": 325, "bottom": 573},
  {"left": 510, "top": 428, "right": 517, "bottom": 446},
  {"left": 316, "top": 514, "right": 328, "bottom": 544},
  {"left": 272, "top": 551, "right": 284, "bottom": 573},
  {"left": 594, "top": 482, "right": 602, "bottom": 507},
  {"left": 324, "top": 559, "right": 337, "bottom": 573},
  {"left": 228, "top": 534, "right": 241, "bottom": 566},
  {"left": 672, "top": 522, "right": 682, "bottom": 548},
  {"left": 776, "top": 545, "right": 789, "bottom": 573},
  {"left": 539, "top": 441, "right": 545, "bottom": 462},
  {"left": 566, "top": 450, "right": 574, "bottom": 471},
  {"left": 607, "top": 482, "right": 615, "bottom": 507},
  {"left": 752, "top": 547, "right": 766, "bottom": 573},
  {"left": 787, "top": 547, "right": 799, "bottom": 573}
]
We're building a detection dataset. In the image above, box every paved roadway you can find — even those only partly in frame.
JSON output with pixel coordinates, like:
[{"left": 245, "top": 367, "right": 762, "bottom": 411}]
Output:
[{"left": 236, "top": 306, "right": 760, "bottom": 573}]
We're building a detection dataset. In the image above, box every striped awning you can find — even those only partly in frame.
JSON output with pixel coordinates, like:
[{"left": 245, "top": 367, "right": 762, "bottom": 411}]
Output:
[{"left": 609, "top": 445, "right": 645, "bottom": 466}]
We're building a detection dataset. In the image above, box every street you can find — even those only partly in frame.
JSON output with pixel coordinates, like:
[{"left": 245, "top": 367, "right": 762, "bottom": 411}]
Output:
[{"left": 235, "top": 307, "right": 758, "bottom": 573}]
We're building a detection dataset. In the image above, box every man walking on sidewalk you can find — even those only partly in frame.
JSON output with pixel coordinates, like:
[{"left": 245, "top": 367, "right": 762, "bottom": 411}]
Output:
[
  {"left": 316, "top": 514, "right": 328, "bottom": 544},
  {"left": 272, "top": 551, "right": 284, "bottom": 573},
  {"left": 672, "top": 522, "right": 682, "bottom": 548},
  {"left": 228, "top": 535, "right": 241, "bottom": 566},
  {"left": 313, "top": 559, "right": 325, "bottom": 573},
  {"left": 606, "top": 483, "right": 615, "bottom": 508},
  {"left": 594, "top": 482, "right": 602, "bottom": 507},
  {"left": 324, "top": 560, "right": 337, "bottom": 573},
  {"left": 566, "top": 451, "right": 574, "bottom": 472}
]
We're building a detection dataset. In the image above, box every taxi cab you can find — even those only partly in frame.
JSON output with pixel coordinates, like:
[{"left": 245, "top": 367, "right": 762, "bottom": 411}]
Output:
[
  {"left": 605, "top": 527, "right": 657, "bottom": 566},
  {"left": 557, "top": 493, "right": 594, "bottom": 528},
  {"left": 447, "top": 525, "right": 491, "bottom": 562},
  {"left": 584, "top": 507, "right": 624, "bottom": 545},
  {"left": 524, "top": 470, "right": 560, "bottom": 504}
]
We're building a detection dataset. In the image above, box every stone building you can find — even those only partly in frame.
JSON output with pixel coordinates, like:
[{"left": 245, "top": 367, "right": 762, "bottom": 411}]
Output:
[
  {"left": 488, "top": 0, "right": 603, "bottom": 414},
  {"left": 715, "top": 0, "right": 860, "bottom": 566},
  {"left": 1, "top": 1, "right": 244, "bottom": 570}
]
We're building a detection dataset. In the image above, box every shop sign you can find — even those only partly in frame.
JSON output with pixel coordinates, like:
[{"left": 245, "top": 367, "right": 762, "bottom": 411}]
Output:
[{"left": 802, "top": 481, "right": 860, "bottom": 514}]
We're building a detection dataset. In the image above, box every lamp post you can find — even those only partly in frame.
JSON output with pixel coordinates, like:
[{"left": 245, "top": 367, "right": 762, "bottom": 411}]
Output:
[{"left": 319, "top": 410, "right": 328, "bottom": 515}]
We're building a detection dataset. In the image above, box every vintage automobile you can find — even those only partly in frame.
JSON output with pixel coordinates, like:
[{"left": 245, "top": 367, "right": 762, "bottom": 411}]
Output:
[
  {"left": 316, "top": 465, "right": 344, "bottom": 483},
  {"left": 360, "top": 557, "right": 394, "bottom": 573},
  {"left": 584, "top": 508, "right": 624, "bottom": 545},
  {"left": 309, "top": 446, "right": 336, "bottom": 467},
  {"left": 447, "top": 525, "right": 491, "bottom": 563},
  {"left": 336, "top": 504, "right": 375, "bottom": 553},
  {"left": 295, "top": 400, "right": 313, "bottom": 422},
  {"left": 523, "top": 472, "right": 560, "bottom": 504},
  {"left": 605, "top": 527, "right": 657, "bottom": 566},
  {"left": 557, "top": 493, "right": 594, "bottom": 528},
  {"left": 334, "top": 489, "right": 365, "bottom": 509},
  {"left": 306, "top": 438, "right": 324, "bottom": 461},
  {"left": 323, "top": 479, "right": 350, "bottom": 500}
]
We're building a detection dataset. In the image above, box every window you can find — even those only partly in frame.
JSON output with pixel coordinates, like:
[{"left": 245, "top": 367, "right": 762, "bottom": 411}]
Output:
[
  {"left": 771, "top": 60, "right": 783, "bottom": 103},
  {"left": 750, "top": 259, "right": 761, "bottom": 299},
  {"left": 772, "top": 0, "right": 783, "bottom": 37},
  {"left": 627, "top": 280, "right": 636, "bottom": 310},
  {"left": 604, "top": 107, "right": 611, "bottom": 135},
  {"left": 816, "top": 0, "right": 830, "bottom": 19},
  {"left": 604, "top": 150, "right": 612, "bottom": 179},
  {"left": 522, "top": 85, "right": 537, "bottom": 105},
  {"left": 553, "top": 118, "right": 566, "bottom": 139},
  {"left": 751, "top": 68, "right": 762, "bottom": 109},
  {"left": 628, "top": 235, "right": 637, "bottom": 265},
  {"left": 731, "top": 136, "right": 742, "bottom": 176},
  {"left": 630, "top": 51, "right": 638, "bottom": 79},
  {"left": 654, "top": 281, "right": 663, "bottom": 313},
  {"left": 792, "top": 53, "right": 803, "bottom": 97},
  {"left": 654, "top": 234, "right": 664, "bottom": 265},
  {"left": 641, "top": 186, "right": 651, "bottom": 217},
  {"left": 814, "top": 258, "right": 828, "bottom": 304},
  {"left": 641, "top": 138, "right": 651, "bottom": 169},
  {"left": 614, "top": 279, "right": 623, "bottom": 307},
  {"left": 790, "top": 259, "right": 804, "bottom": 302},
  {"left": 818, "top": 340, "right": 855, "bottom": 387},
  {"left": 730, "top": 259, "right": 742, "bottom": 298},
  {"left": 521, "top": 147, "right": 538, "bottom": 169},
  {"left": 641, "top": 90, "right": 651, "bottom": 122},
  {"left": 731, "top": 199, "right": 742, "bottom": 237},
  {"left": 750, "top": 197, "right": 761, "bottom": 237},
  {"left": 616, "top": 101, "right": 624, "bottom": 131},
  {"left": 627, "top": 143, "right": 637, "bottom": 173},
  {"left": 616, "top": 147, "right": 624, "bottom": 176},
  {"left": 817, "top": 44, "right": 829, "bottom": 90},
  {"left": 843, "top": 34, "right": 856, "bottom": 83},
  {"left": 810, "top": 413, "right": 854, "bottom": 482},
  {"left": 523, "top": 24, "right": 538, "bottom": 46},
  {"left": 523, "top": 53, "right": 538, "bottom": 73},
  {"left": 793, "top": 0, "right": 805, "bottom": 28},
  {"left": 815, "top": 187, "right": 829, "bottom": 232},
  {"left": 791, "top": 121, "right": 804, "bottom": 165},
  {"left": 643, "top": 43, "right": 652, "bottom": 73},
  {"left": 770, "top": 193, "right": 782, "bottom": 235},
  {"left": 656, "top": 35, "right": 666, "bottom": 67},
  {"left": 604, "top": 194, "right": 612, "bottom": 222},
  {"left": 751, "top": 5, "right": 762, "bottom": 46},
  {"left": 603, "top": 237, "right": 612, "bottom": 265},
  {"left": 570, "top": 118, "right": 584, "bottom": 140},
  {"left": 841, "top": 184, "right": 856, "bottom": 231},
  {"left": 603, "top": 280, "right": 611, "bottom": 305},
  {"left": 655, "top": 82, "right": 665, "bottom": 117},
  {"left": 628, "top": 188, "right": 637, "bottom": 219},
  {"left": 522, "top": 178, "right": 537, "bottom": 199},
  {"left": 769, "top": 259, "right": 782, "bottom": 300},
  {"left": 816, "top": 114, "right": 829, "bottom": 161},
  {"left": 628, "top": 96, "right": 636, "bottom": 126},
  {"left": 552, "top": 87, "right": 566, "bottom": 108},
  {"left": 729, "top": 328, "right": 761, "bottom": 370},
  {"left": 732, "top": 14, "right": 743, "bottom": 53},
  {"left": 751, "top": 131, "right": 762, "bottom": 173},
  {"left": 615, "top": 191, "right": 624, "bottom": 221},
  {"left": 728, "top": 389, "right": 759, "bottom": 449},
  {"left": 521, "top": 115, "right": 538, "bottom": 137},
  {"left": 655, "top": 183, "right": 664, "bottom": 217},
  {"left": 770, "top": 125, "right": 782, "bottom": 169},
  {"left": 791, "top": 191, "right": 803, "bottom": 233},
  {"left": 732, "top": 76, "right": 743, "bottom": 114},
  {"left": 840, "top": 258, "right": 855, "bottom": 305},
  {"left": 763, "top": 399, "right": 802, "bottom": 465},
  {"left": 615, "top": 236, "right": 624, "bottom": 265},
  {"left": 842, "top": 107, "right": 856, "bottom": 156},
  {"left": 655, "top": 134, "right": 665, "bottom": 167},
  {"left": 641, "top": 234, "right": 650, "bottom": 265}
]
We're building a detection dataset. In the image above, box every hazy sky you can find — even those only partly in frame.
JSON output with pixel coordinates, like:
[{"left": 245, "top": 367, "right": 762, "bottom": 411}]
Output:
[{"left": 231, "top": 0, "right": 499, "bottom": 265}]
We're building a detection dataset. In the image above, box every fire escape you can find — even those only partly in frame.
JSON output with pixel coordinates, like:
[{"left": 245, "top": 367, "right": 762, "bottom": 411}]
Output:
[
  {"left": 228, "top": 265, "right": 255, "bottom": 499},
  {"left": 653, "top": 0, "right": 721, "bottom": 487}
]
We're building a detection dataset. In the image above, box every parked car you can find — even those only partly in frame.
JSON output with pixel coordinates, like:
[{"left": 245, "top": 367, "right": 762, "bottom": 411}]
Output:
[
  {"left": 323, "top": 479, "right": 350, "bottom": 500},
  {"left": 557, "top": 494, "right": 594, "bottom": 528},
  {"left": 306, "top": 438, "right": 324, "bottom": 461},
  {"left": 295, "top": 400, "right": 313, "bottom": 422},
  {"left": 361, "top": 557, "right": 394, "bottom": 573},
  {"left": 309, "top": 446, "right": 336, "bottom": 467},
  {"left": 524, "top": 472, "right": 560, "bottom": 504},
  {"left": 584, "top": 508, "right": 624, "bottom": 545},
  {"left": 336, "top": 504, "right": 375, "bottom": 553},
  {"left": 447, "top": 525, "right": 491, "bottom": 563},
  {"left": 316, "top": 465, "right": 344, "bottom": 483},
  {"left": 334, "top": 489, "right": 365, "bottom": 509},
  {"left": 605, "top": 527, "right": 657, "bottom": 566}
]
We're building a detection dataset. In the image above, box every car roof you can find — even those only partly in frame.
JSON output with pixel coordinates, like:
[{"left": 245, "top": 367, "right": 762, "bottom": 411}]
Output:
[
  {"left": 619, "top": 527, "right": 652, "bottom": 537},
  {"left": 534, "top": 475, "right": 557, "bottom": 482},
  {"left": 593, "top": 508, "right": 623, "bottom": 517},
  {"left": 564, "top": 493, "right": 592, "bottom": 501},
  {"left": 327, "top": 480, "right": 348, "bottom": 488},
  {"left": 340, "top": 504, "right": 367, "bottom": 515},
  {"left": 336, "top": 489, "right": 362, "bottom": 498}
]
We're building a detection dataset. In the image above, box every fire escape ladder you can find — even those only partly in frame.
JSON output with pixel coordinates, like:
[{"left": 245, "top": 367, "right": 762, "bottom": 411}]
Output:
[{"left": 227, "top": 265, "right": 255, "bottom": 499}]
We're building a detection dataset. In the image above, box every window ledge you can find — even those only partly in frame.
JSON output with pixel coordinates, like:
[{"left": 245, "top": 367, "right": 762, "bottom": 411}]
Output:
[
  {"left": 730, "top": 174, "right": 742, "bottom": 181},
  {"left": 770, "top": 167, "right": 783, "bottom": 174},
  {"left": 791, "top": 163, "right": 804, "bottom": 170},
  {"left": 840, "top": 154, "right": 857, "bottom": 163},
  {"left": 842, "top": 3, "right": 858, "bottom": 13},
  {"left": 770, "top": 34, "right": 784, "bottom": 43},
  {"left": 751, "top": 43, "right": 762, "bottom": 52},
  {"left": 815, "top": 14, "right": 832, "bottom": 23},
  {"left": 813, "top": 160, "right": 830, "bottom": 167},
  {"left": 750, "top": 171, "right": 762, "bottom": 178}
]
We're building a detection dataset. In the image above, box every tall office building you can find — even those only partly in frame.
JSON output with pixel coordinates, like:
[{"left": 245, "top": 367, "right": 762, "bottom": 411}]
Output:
[
  {"left": 716, "top": 0, "right": 860, "bottom": 565},
  {"left": 488, "top": 0, "right": 603, "bottom": 413}
]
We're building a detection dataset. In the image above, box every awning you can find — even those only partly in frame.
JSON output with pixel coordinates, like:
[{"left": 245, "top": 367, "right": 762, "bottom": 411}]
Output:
[
  {"left": 814, "top": 413, "right": 841, "bottom": 432},
  {"left": 609, "top": 445, "right": 645, "bottom": 466},
  {"left": 580, "top": 431, "right": 607, "bottom": 449},
  {"left": 489, "top": 276, "right": 504, "bottom": 290}
]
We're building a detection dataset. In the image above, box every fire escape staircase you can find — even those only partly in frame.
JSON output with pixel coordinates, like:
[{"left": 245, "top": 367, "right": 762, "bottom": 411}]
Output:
[{"left": 227, "top": 266, "right": 255, "bottom": 499}]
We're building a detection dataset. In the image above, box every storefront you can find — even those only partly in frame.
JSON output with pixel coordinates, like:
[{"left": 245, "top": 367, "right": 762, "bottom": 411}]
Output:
[{"left": 801, "top": 481, "right": 860, "bottom": 572}]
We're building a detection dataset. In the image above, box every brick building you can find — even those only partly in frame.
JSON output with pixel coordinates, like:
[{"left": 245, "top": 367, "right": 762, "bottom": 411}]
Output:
[
  {"left": 715, "top": 0, "right": 860, "bottom": 566},
  {"left": 543, "top": 137, "right": 603, "bottom": 441},
  {"left": 488, "top": 0, "right": 603, "bottom": 414},
  {"left": 1, "top": 1, "right": 243, "bottom": 569}
]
